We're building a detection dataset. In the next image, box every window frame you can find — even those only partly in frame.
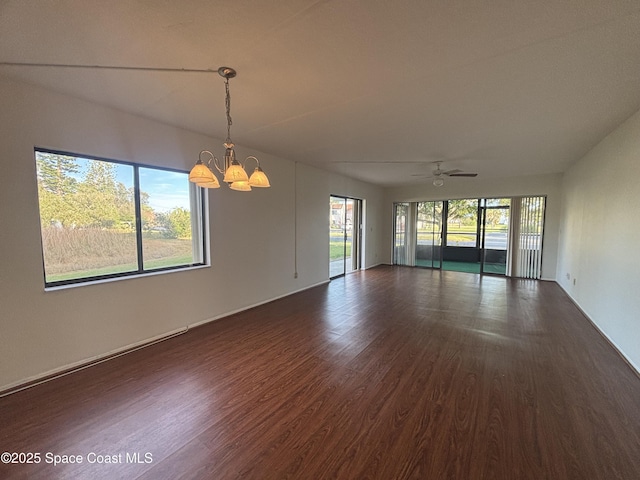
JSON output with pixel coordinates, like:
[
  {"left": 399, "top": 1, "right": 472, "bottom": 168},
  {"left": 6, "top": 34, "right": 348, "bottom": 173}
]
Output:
[{"left": 35, "top": 147, "right": 208, "bottom": 289}]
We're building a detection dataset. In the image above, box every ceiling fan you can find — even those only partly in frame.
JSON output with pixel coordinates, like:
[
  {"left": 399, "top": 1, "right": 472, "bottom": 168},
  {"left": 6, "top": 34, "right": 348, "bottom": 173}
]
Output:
[{"left": 412, "top": 161, "right": 478, "bottom": 186}]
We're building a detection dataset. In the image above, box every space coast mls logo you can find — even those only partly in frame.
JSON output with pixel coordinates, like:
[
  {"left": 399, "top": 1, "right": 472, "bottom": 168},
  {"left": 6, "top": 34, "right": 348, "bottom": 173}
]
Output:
[{"left": 1, "top": 451, "right": 154, "bottom": 466}]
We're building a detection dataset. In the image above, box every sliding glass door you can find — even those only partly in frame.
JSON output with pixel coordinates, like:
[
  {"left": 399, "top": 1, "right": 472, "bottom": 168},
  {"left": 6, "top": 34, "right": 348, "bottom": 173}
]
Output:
[
  {"left": 416, "top": 201, "right": 443, "bottom": 268},
  {"left": 479, "top": 199, "right": 510, "bottom": 275},
  {"left": 394, "top": 197, "right": 538, "bottom": 278},
  {"left": 443, "top": 199, "right": 481, "bottom": 273},
  {"left": 330, "top": 196, "right": 361, "bottom": 278},
  {"left": 393, "top": 203, "right": 411, "bottom": 266}
]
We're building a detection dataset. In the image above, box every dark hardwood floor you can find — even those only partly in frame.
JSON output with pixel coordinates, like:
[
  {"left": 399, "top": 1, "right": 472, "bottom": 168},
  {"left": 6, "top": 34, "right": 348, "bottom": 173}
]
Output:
[{"left": 1, "top": 266, "right": 639, "bottom": 479}]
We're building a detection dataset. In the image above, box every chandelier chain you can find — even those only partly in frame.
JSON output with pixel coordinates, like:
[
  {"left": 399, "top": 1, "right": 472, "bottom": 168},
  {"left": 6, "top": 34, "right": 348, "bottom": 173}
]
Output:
[{"left": 225, "top": 78, "right": 233, "bottom": 144}]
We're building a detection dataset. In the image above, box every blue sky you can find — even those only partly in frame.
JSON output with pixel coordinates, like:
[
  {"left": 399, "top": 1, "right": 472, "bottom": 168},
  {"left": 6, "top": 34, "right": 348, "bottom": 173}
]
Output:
[{"left": 138, "top": 167, "right": 191, "bottom": 213}]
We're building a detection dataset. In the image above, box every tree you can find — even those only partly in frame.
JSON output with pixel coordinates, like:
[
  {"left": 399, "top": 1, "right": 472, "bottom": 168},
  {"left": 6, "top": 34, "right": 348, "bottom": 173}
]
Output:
[
  {"left": 139, "top": 190, "right": 155, "bottom": 231},
  {"left": 84, "top": 160, "right": 118, "bottom": 194},
  {"left": 147, "top": 208, "right": 192, "bottom": 239},
  {"left": 115, "top": 184, "right": 136, "bottom": 231},
  {"left": 485, "top": 209, "right": 503, "bottom": 227},
  {"left": 36, "top": 152, "right": 82, "bottom": 227},
  {"left": 417, "top": 202, "right": 442, "bottom": 227},
  {"left": 168, "top": 208, "right": 192, "bottom": 239},
  {"left": 73, "top": 161, "right": 120, "bottom": 228},
  {"left": 36, "top": 152, "right": 80, "bottom": 195},
  {"left": 447, "top": 199, "right": 477, "bottom": 226},
  {"left": 73, "top": 184, "right": 118, "bottom": 228}
]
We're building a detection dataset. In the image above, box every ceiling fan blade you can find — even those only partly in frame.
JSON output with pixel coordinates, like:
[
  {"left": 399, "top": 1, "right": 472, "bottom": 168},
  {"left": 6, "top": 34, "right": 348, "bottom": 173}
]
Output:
[
  {"left": 448, "top": 173, "right": 478, "bottom": 177},
  {"left": 441, "top": 169, "right": 462, "bottom": 175}
]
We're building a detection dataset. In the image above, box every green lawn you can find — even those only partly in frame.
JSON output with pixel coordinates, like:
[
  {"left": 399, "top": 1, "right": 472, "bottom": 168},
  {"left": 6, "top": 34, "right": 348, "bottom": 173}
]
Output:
[{"left": 330, "top": 242, "right": 351, "bottom": 260}]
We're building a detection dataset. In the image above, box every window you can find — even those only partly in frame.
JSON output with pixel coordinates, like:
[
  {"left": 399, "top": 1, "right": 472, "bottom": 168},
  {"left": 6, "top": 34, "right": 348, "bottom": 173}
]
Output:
[{"left": 35, "top": 149, "right": 206, "bottom": 287}]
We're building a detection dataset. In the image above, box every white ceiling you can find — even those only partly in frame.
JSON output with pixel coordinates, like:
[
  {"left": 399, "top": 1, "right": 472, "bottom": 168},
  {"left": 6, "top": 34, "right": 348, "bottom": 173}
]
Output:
[{"left": 1, "top": 0, "right": 639, "bottom": 187}]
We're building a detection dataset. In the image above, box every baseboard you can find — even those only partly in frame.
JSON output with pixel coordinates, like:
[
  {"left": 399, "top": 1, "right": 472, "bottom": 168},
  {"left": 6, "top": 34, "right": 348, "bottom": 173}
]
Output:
[
  {"left": 1, "top": 279, "right": 331, "bottom": 397},
  {"left": 0, "top": 326, "right": 188, "bottom": 397},
  {"left": 556, "top": 281, "right": 640, "bottom": 378},
  {"left": 188, "top": 279, "right": 330, "bottom": 329},
  {"left": 363, "top": 262, "right": 385, "bottom": 270}
]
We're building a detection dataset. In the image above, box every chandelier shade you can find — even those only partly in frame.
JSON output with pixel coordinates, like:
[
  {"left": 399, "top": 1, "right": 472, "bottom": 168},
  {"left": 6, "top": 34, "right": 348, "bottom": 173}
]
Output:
[
  {"left": 189, "top": 160, "right": 216, "bottom": 184},
  {"left": 229, "top": 180, "right": 252, "bottom": 191},
  {"left": 249, "top": 166, "right": 270, "bottom": 187},
  {"left": 196, "top": 178, "right": 221, "bottom": 189},
  {"left": 223, "top": 160, "right": 250, "bottom": 183}
]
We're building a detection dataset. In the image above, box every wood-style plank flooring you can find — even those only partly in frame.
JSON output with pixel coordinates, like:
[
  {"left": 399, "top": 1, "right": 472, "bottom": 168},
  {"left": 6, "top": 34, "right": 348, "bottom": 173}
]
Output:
[{"left": 1, "top": 266, "right": 639, "bottom": 479}]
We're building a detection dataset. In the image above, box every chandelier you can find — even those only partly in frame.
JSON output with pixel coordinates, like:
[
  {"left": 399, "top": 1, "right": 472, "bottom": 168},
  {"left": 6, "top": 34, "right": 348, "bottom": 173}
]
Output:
[{"left": 189, "top": 67, "right": 270, "bottom": 191}]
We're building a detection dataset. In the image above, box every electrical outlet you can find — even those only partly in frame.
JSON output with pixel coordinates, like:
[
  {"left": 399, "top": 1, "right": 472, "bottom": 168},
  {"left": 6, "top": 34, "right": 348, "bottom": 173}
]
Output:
[
  {"left": 294, "top": 272, "right": 298, "bottom": 279},
  {"left": 566, "top": 273, "right": 570, "bottom": 280},
  {"left": 573, "top": 278, "right": 576, "bottom": 286}
]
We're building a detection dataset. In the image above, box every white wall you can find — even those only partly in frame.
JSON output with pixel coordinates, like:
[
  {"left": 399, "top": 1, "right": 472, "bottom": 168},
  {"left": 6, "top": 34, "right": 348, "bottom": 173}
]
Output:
[
  {"left": 0, "top": 76, "right": 386, "bottom": 391},
  {"left": 557, "top": 109, "right": 640, "bottom": 372},
  {"left": 384, "top": 173, "right": 563, "bottom": 280}
]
